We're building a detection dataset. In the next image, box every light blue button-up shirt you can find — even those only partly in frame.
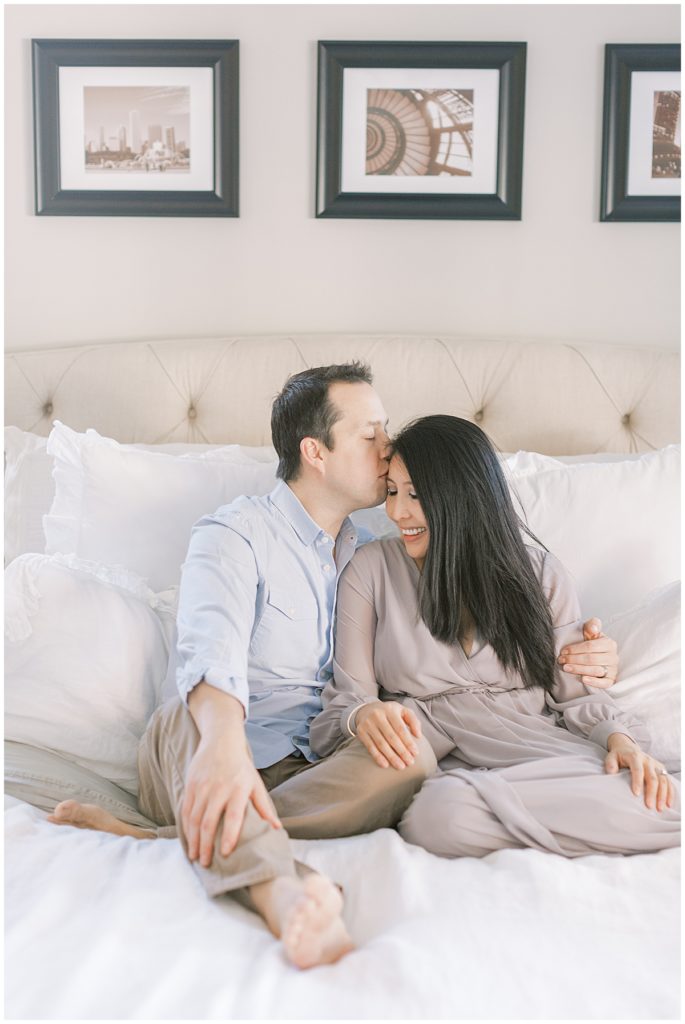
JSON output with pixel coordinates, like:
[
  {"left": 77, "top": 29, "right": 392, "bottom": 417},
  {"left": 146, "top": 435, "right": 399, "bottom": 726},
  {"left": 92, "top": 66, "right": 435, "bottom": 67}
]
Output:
[{"left": 175, "top": 479, "right": 368, "bottom": 768}]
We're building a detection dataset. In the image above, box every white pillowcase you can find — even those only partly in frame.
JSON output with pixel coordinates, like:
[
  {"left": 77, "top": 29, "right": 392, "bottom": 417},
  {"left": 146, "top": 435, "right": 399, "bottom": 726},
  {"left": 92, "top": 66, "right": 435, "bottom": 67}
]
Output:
[
  {"left": 4, "top": 427, "right": 52, "bottom": 563},
  {"left": 506, "top": 447, "right": 680, "bottom": 620},
  {"left": 43, "top": 423, "right": 280, "bottom": 591},
  {"left": 4, "top": 553, "right": 176, "bottom": 795},
  {"left": 4, "top": 425, "right": 277, "bottom": 566},
  {"left": 606, "top": 583, "right": 681, "bottom": 772}
]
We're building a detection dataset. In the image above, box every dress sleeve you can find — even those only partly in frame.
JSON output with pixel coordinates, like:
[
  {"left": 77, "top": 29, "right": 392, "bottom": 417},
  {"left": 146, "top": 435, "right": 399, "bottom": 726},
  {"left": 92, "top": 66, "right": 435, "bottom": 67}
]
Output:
[
  {"left": 175, "top": 513, "right": 258, "bottom": 717},
  {"left": 539, "top": 549, "right": 649, "bottom": 751},
  {"left": 308, "top": 546, "right": 381, "bottom": 757}
]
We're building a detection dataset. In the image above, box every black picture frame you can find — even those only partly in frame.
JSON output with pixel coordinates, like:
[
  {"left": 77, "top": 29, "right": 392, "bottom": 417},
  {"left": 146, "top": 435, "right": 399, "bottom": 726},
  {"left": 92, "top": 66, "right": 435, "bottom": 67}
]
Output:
[
  {"left": 316, "top": 40, "right": 526, "bottom": 220},
  {"left": 32, "top": 38, "right": 239, "bottom": 217},
  {"left": 600, "top": 43, "right": 680, "bottom": 222}
]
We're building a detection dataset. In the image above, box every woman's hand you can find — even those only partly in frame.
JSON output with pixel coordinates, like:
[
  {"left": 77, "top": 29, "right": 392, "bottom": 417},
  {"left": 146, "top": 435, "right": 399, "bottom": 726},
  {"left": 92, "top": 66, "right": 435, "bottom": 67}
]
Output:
[
  {"left": 605, "top": 733, "right": 675, "bottom": 811},
  {"left": 354, "top": 700, "right": 422, "bottom": 770}
]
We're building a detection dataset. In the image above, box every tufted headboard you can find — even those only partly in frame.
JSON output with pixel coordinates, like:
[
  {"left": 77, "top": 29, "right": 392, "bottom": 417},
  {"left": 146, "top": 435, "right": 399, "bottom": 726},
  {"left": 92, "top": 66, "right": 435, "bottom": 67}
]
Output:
[{"left": 4, "top": 335, "right": 680, "bottom": 454}]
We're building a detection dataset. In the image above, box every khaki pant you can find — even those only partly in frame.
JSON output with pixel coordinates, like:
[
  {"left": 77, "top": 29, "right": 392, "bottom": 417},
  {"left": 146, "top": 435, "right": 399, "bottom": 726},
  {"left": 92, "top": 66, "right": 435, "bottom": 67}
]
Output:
[{"left": 137, "top": 698, "right": 437, "bottom": 898}]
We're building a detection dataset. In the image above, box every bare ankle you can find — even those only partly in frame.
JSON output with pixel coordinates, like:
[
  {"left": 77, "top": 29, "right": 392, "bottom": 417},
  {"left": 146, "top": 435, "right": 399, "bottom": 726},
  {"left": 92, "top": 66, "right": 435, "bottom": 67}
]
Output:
[{"left": 248, "top": 876, "right": 287, "bottom": 936}]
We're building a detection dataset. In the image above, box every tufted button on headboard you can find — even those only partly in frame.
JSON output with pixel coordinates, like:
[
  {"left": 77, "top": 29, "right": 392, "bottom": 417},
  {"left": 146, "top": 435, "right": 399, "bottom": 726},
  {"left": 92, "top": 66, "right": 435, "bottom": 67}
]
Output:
[{"left": 4, "top": 334, "right": 679, "bottom": 454}]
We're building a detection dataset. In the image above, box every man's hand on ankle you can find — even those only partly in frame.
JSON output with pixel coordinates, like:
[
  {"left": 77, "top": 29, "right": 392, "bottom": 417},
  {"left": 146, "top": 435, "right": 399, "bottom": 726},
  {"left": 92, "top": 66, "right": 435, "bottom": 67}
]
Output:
[{"left": 183, "top": 683, "right": 282, "bottom": 868}]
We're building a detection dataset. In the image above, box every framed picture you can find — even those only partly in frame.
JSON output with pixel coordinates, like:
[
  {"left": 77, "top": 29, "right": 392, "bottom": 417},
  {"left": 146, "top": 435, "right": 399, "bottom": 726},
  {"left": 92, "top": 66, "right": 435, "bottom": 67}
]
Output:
[
  {"left": 316, "top": 40, "right": 526, "bottom": 220},
  {"left": 32, "top": 39, "right": 239, "bottom": 216},
  {"left": 600, "top": 44, "right": 680, "bottom": 222}
]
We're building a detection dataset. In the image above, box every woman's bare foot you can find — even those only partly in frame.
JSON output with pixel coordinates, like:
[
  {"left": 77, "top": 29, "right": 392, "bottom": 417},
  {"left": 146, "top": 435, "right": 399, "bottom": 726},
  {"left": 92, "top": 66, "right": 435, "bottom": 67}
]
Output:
[
  {"left": 47, "top": 800, "right": 154, "bottom": 840},
  {"left": 250, "top": 873, "right": 354, "bottom": 969}
]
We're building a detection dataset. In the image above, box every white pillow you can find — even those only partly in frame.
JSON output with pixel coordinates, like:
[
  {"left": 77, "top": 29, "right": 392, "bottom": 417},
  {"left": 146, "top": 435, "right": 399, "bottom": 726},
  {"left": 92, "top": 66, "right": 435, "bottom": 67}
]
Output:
[
  {"left": 506, "top": 447, "right": 680, "bottom": 620},
  {"left": 4, "top": 553, "right": 176, "bottom": 795},
  {"left": 43, "top": 423, "right": 280, "bottom": 590},
  {"left": 505, "top": 450, "right": 646, "bottom": 473},
  {"left": 4, "top": 427, "right": 53, "bottom": 563},
  {"left": 4, "top": 425, "right": 277, "bottom": 565},
  {"left": 606, "top": 583, "right": 681, "bottom": 772}
]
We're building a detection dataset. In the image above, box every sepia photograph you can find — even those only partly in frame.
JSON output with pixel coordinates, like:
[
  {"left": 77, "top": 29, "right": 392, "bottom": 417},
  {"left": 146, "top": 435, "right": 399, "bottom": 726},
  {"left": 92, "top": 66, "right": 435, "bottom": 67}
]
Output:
[
  {"left": 652, "top": 89, "right": 681, "bottom": 179},
  {"left": 84, "top": 85, "right": 191, "bottom": 174},
  {"left": 365, "top": 87, "right": 473, "bottom": 177},
  {"left": 600, "top": 43, "right": 680, "bottom": 221},
  {"left": 317, "top": 40, "right": 525, "bottom": 218},
  {"left": 32, "top": 38, "right": 239, "bottom": 215}
]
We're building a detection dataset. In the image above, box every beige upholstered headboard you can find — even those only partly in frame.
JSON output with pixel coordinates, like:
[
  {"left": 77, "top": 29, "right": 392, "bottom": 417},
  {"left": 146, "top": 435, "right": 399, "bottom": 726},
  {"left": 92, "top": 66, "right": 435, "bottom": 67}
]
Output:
[{"left": 4, "top": 335, "right": 680, "bottom": 454}]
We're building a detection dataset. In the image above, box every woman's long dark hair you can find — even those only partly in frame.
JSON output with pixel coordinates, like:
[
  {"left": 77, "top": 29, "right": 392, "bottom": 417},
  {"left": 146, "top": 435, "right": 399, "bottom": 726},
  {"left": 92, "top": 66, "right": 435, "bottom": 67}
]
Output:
[{"left": 391, "top": 415, "right": 557, "bottom": 694}]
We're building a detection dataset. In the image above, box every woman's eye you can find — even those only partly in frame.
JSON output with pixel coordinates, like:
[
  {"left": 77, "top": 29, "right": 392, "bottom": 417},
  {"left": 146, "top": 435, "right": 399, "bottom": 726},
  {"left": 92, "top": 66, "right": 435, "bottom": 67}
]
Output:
[
  {"left": 409, "top": 493, "right": 418, "bottom": 500},
  {"left": 386, "top": 488, "right": 397, "bottom": 496}
]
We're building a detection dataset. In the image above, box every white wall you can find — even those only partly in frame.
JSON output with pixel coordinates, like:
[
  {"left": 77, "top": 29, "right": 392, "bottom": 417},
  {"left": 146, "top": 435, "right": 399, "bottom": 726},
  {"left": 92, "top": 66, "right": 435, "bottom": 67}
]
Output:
[{"left": 4, "top": 3, "right": 681, "bottom": 351}]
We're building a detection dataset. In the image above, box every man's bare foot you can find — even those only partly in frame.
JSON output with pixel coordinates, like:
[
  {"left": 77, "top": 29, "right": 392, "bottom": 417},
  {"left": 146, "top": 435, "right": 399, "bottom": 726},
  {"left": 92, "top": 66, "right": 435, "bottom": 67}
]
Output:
[
  {"left": 251, "top": 873, "right": 354, "bottom": 969},
  {"left": 47, "top": 800, "right": 154, "bottom": 840}
]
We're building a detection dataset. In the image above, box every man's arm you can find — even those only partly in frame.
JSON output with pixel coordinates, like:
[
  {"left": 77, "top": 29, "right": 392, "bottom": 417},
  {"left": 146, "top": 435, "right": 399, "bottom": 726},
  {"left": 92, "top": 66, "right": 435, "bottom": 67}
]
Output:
[
  {"left": 557, "top": 617, "right": 619, "bottom": 689},
  {"left": 183, "top": 683, "right": 280, "bottom": 868},
  {"left": 175, "top": 515, "right": 281, "bottom": 867}
]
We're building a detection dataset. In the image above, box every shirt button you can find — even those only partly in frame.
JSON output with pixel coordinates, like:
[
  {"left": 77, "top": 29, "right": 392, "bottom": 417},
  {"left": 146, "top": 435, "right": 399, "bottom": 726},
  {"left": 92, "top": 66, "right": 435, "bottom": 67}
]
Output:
[{"left": 323, "top": 564, "right": 332, "bottom": 572}]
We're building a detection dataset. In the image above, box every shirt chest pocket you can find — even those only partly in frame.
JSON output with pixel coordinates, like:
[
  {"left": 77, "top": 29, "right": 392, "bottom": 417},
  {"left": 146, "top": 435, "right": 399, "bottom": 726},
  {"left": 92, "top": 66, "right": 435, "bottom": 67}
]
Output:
[
  {"left": 251, "top": 584, "right": 320, "bottom": 660},
  {"left": 263, "top": 585, "right": 319, "bottom": 622}
]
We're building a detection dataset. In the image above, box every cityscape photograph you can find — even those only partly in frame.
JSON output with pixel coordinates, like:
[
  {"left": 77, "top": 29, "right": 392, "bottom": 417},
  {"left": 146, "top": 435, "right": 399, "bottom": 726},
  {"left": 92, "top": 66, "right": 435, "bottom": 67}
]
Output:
[
  {"left": 83, "top": 85, "right": 191, "bottom": 172},
  {"left": 652, "top": 89, "right": 680, "bottom": 179}
]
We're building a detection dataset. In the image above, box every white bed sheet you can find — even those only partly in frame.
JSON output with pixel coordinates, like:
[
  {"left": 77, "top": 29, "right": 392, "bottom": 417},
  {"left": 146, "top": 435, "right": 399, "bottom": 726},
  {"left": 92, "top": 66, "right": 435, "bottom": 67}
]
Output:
[{"left": 4, "top": 795, "right": 680, "bottom": 1020}]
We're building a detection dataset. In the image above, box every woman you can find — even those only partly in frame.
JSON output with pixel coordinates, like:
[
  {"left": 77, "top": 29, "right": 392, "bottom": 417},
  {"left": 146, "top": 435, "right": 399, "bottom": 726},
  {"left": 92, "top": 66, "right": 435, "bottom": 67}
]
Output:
[{"left": 309, "top": 416, "right": 679, "bottom": 857}]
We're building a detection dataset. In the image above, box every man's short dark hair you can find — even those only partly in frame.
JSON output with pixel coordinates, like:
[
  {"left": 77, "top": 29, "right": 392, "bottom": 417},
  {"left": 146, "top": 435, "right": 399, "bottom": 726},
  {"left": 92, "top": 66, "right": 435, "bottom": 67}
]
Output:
[{"left": 271, "top": 362, "right": 373, "bottom": 482}]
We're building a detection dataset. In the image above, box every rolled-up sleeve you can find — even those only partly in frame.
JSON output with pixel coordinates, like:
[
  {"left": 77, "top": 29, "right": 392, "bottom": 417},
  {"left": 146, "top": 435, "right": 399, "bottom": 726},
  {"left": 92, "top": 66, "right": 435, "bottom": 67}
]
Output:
[
  {"left": 540, "top": 550, "right": 649, "bottom": 751},
  {"left": 309, "top": 548, "right": 380, "bottom": 757},
  {"left": 175, "top": 513, "right": 259, "bottom": 716}
]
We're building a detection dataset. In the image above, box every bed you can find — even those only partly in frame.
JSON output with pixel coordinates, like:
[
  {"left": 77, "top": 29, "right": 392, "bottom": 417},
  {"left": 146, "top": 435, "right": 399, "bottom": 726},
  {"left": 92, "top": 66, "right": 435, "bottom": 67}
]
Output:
[{"left": 4, "top": 334, "right": 681, "bottom": 1020}]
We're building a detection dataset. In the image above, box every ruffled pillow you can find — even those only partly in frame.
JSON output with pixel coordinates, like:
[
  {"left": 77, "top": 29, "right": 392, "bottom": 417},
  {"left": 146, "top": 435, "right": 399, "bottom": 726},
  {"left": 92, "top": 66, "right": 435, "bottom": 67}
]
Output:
[{"left": 5, "top": 553, "right": 176, "bottom": 795}]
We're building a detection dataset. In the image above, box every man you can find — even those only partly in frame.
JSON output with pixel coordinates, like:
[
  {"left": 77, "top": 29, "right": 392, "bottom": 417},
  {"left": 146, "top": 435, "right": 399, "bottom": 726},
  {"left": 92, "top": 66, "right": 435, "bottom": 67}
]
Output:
[{"left": 51, "top": 362, "right": 619, "bottom": 968}]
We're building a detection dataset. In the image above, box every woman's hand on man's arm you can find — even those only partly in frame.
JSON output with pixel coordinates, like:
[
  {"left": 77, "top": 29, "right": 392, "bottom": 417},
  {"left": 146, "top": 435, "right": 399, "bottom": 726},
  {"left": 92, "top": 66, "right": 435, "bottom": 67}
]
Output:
[{"left": 354, "top": 701, "right": 422, "bottom": 770}]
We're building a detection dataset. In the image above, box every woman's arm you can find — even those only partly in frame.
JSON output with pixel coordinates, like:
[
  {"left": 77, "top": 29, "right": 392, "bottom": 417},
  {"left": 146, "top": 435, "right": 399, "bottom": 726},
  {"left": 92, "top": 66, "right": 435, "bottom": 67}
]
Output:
[
  {"left": 540, "top": 550, "right": 645, "bottom": 747},
  {"left": 309, "top": 545, "right": 422, "bottom": 769},
  {"left": 540, "top": 551, "right": 674, "bottom": 810},
  {"left": 308, "top": 549, "right": 382, "bottom": 758}
]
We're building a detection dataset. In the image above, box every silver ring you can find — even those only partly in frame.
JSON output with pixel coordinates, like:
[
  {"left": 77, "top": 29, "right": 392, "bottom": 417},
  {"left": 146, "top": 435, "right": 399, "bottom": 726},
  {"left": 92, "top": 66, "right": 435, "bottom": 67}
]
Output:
[{"left": 659, "top": 769, "right": 668, "bottom": 776}]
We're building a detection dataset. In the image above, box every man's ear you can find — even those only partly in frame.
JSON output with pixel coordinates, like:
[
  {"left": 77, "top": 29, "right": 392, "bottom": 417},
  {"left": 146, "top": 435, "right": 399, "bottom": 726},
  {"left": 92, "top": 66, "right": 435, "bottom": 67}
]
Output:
[{"left": 299, "top": 436, "right": 325, "bottom": 475}]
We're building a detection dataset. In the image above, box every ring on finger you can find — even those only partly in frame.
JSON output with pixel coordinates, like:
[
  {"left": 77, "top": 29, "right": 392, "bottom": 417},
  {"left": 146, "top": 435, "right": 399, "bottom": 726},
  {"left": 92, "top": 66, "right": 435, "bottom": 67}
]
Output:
[{"left": 597, "top": 665, "right": 608, "bottom": 678}]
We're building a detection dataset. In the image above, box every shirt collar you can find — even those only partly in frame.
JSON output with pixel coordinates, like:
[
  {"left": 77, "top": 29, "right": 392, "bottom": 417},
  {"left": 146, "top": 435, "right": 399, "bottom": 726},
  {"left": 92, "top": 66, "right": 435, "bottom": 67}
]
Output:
[{"left": 269, "top": 479, "right": 359, "bottom": 550}]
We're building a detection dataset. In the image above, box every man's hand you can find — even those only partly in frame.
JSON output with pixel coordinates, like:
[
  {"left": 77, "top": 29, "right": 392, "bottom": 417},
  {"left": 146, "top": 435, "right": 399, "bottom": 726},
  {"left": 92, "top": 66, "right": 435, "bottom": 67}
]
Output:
[
  {"left": 354, "top": 700, "right": 422, "bottom": 770},
  {"left": 557, "top": 617, "right": 619, "bottom": 689},
  {"left": 182, "top": 739, "right": 280, "bottom": 868},
  {"left": 605, "top": 733, "right": 675, "bottom": 811},
  {"left": 184, "top": 683, "right": 281, "bottom": 867}
]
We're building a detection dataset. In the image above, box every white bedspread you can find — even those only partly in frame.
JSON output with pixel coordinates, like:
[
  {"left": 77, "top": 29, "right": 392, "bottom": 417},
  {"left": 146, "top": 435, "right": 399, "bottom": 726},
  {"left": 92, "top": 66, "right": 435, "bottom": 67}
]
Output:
[{"left": 4, "top": 796, "right": 679, "bottom": 1020}]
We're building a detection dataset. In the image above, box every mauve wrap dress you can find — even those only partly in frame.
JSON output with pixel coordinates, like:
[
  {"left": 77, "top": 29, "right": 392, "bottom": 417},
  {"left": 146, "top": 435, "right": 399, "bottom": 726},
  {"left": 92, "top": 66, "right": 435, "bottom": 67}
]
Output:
[{"left": 309, "top": 539, "right": 680, "bottom": 857}]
